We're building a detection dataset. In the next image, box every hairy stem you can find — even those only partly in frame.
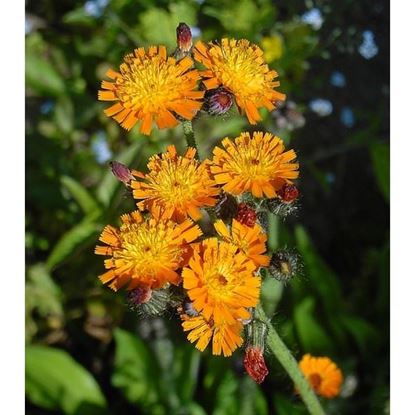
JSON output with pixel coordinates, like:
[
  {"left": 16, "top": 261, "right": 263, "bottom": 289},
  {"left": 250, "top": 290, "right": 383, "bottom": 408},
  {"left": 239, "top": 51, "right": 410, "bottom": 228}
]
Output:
[
  {"left": 182, "top": 120, "right": 199, "bottom": 159},
  {"left": 255, "top": 304, "right": 326, "bottom": 415}
]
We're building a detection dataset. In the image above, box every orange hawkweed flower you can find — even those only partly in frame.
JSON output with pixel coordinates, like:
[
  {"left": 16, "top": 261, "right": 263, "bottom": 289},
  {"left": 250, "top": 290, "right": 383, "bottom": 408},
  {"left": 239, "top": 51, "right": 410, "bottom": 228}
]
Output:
[
  {"left": 131, "top": 145, "right": 219, "bottom": 222},
  {"left": 210, "top": 131, "right": 299, "bottom": 198},
  {"left": 181, "top": 314, "right": 244, "bottom": 357},
  {"left": 193, "top": 38, "right": 285, "bottom": 124},
  {"left": 214, "top": 219, "right": 270, "bottom": 268},
  {"left": 98, "top": 46, "right": 204, "bottom": 135},
  {"left": 95, "top": 210, "right": 201, "bottom": 291},
  {"left": 182, "top": 238, "right": 260, "bottom": 325},
  {"left": 299, "top": 354, "right": 343, "bottom": 398}
]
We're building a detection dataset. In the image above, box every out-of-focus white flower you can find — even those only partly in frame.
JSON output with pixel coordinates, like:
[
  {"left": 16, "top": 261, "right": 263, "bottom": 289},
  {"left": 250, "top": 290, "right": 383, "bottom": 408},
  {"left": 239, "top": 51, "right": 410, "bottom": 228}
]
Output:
[
  {"left": 330, "top": 71, "right": 346, "bottom": 88},
  {"left": 273, "top": 101, "right": 305, "bottom": 131},
  {"left": 190, "top": 26, "right": 201, "bottom": 38},
  {"left": 340, "top": 374, "right": 358, "bottom": 398},
  {"left": 340, "top": 106, "right": 355, "bottom": 128},
  {"left": 359, "top": 30, "right": 379, "bottom": 59},
  {"left": 302, "top": 8, "right": 324, "bottom": 30},
  {"left": 84, "top": 0, "right": 109, "bottom": 18},
  {"left": 92, "top": 131, "right": 112, "bottom": 164},
  {"left": 309, "top": 99, "right": 333, "bottom": 117}
]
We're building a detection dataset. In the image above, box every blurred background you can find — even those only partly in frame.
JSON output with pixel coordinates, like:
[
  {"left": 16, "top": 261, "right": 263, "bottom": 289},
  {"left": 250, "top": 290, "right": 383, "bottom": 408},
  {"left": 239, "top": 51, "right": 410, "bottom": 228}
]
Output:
[{"left": 25, "top": 0, "right": 389, "bottom": 414}]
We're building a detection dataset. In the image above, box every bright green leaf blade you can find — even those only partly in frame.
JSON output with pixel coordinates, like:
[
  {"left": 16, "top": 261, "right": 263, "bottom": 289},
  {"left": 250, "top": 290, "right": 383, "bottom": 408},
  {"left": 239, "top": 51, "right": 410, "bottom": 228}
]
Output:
[
  {"left": 26, "top": 48, "right": 65, "bottom": 97},
  {"left": 96, "top": 141, "right": 143, "bottom": 207},
  {"left": 25, "top": 346, "right": 107, "bottom": 415},
  {"left": 111, "top": 328, "right": 160, "bottom": 409},
  {"left": 370, "top": 142, "right": 390, "bottom": 201},
  {"left": 294, "top": 225, "right": 342, "bottom": 312},
  {"left": 61, "top": 175, "right": 101, "bottom": 216},
  {"left": 46, "top": 220, "right": 99, "bottom": 270},
  {"left": 294, "top": 297, "right": 334, "bottom": 353}
]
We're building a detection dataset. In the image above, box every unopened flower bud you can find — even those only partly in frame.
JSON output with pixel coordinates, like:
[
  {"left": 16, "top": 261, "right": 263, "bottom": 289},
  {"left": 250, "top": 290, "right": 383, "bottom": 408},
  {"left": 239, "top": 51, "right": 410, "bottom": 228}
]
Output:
[
  {"left": 128, "top": 287, "right": 171, "bottom": 317},
  {"left": 278, "top": 184, "right": 299, "bottom": 203},
  {"left": 203, "top": 88, "right": 234, "bottom": 116},
  {"left": 244, "top": 319, "right": 268, "bottom": 384},
  {"left": 269, "top": 250, "right": 300, "bottom": 282},
  {"left": 214, "top": 191, "right": 238, "bottom": 222},
  {"left": 174, "top": 23, "right": 192, "bottom": 59},
  {"left": 109, "top": 161, "right": 134, "bottom": 186},
  {"left": 235, "top": 203, "right": 257, "bottom": 227}
]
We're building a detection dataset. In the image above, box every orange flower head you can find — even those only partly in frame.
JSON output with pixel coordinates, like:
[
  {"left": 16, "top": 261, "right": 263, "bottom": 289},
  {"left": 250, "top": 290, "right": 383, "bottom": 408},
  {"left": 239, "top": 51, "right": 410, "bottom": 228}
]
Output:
[
  {"left": 95, "top": 210, "right": 201, "bottom": 291},
  {"left": 182, "top": 238, "right": 260, "bottom": 325},
  {"left": 131, "top": 145, "right": 219, "bottom": 222},
  {"left": 214, "top": 219, "right": 270, "bottom": 269},
  {"left": 193, "top": 38, "right": 285, "bottom": 124},
  {"left": 210, "top": 131, "right": 299, "bottom": 198},
  {"left": 299, "top": 354, "right": 344, "bottom": 399},
  {"left": 98, "top": 46, "right": 204, "bottom": 135},
  {"left": 181, "top": 314, "right": 244, "bottom": 357}
]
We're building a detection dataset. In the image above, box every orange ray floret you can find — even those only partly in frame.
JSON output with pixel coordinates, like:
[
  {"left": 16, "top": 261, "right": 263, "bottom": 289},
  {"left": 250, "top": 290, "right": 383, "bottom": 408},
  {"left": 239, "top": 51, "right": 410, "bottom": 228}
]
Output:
[
  {"left": 182, "top": 238, "right": 260, "bottom": 325},
  {"left": 98, "top": 46, "right": 204, "bottom": 135},
  {"left": 181, "top": 314, "right": 244, "bottom": 357},
  {"left": 131, "top": 145, "right": 219, "bottom": 222},
  {"left": 298, "top": 354, "right": 344, "bottom": 398},
  {"left": 95, "top": 210, "right": 201, "bottom": 291},
  {"left": 210, "top": 131, "right": 299, "bottom": 198},
  {"left": 214, "top": 219, "right": 270, "bottom": 268},
  {"left": 193, "top": 38, "right": 285, "bottom": 124}
]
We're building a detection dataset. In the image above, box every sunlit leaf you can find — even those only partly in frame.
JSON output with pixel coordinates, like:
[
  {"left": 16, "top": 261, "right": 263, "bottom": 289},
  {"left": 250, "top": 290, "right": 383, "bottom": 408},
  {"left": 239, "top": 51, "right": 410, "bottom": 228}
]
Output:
[
  {"left": 61, "top": 175, "right": 101, "bottom": 217},
  {"left": 370, "top": 142, "right": 389, "bottom": 201},
  {"left": 46, "top": 220, "right": 100, "bottom": 270},
  {"left": 25, "top": 346, "right": 107, "bottom": 415}
]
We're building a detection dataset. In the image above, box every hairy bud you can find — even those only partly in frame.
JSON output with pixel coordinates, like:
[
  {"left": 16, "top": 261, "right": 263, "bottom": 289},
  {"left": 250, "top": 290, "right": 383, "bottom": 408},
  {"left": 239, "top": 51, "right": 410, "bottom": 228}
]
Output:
[
  {"left": 235, "top": 203, "right": 257, "bottom": 227},
  {"left": 175, "top": 22, "right": 192, "bottom": 59},
  {"left": 128, "top": 287, "right": 171, "bottom": 317},
  {"left": 203, "top": 88, "right": 234, "bottom": 116},
  {"left": 109, "top": 161, "right": 134, "bottom": 186},
  {"left": 269, "top": 249, "right": 300, "bottom": 282},
  {"left": 278, "top": 184, "right": 299, "bottom": 203},
  {"left": 244, "top": 320, "right": 268, "bottom": 384}
]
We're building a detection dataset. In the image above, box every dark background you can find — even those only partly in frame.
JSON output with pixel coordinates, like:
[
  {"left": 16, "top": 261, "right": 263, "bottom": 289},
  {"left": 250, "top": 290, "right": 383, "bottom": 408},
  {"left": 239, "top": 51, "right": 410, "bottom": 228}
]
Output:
[{"left": 26, "top": 0, "right": 389, "bottom": 414}]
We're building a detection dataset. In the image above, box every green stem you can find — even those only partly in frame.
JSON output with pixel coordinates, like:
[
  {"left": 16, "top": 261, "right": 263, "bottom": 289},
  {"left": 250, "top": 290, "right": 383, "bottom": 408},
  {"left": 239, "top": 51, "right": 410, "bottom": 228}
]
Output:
[
  {"left": 255, "top": 304, "right": 326, "bottom": 415},
  {"left": 182, "top": 120, "right": 199, "bottom": 159}
]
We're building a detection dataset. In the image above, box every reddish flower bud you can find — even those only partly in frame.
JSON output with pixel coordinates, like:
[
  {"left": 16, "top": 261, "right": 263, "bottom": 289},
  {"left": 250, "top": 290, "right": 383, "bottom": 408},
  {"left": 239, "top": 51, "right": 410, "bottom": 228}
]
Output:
[
  {"left": 235, "top": 203, "right": 257, "bottom": 227},
  {"left": 204, "top": 88, "right": 234, "bottom": 116},
  {"left": 244, "top": 319, "right": 268, "bottom": 383},
  {"left": 244, "top": 346, "right": 269, "bottom": 384},
  {"left": 176, "top": 22, "right": 192, "bottom": 53},
  {"left": 278, "top": 184, "right": 299, "bottom": 203},
  {"left": 109, "top": 161, "right": 134, "bottom": 186},
  {"left": 127, "top": 287, "right": 152, "bottom": 307}
]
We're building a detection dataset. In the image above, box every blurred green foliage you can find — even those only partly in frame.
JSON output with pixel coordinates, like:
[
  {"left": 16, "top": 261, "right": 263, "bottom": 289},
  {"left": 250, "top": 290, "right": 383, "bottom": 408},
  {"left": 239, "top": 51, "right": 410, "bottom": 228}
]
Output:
[{"left": 26, "top": 0, "right": 389, "bottom": 414}]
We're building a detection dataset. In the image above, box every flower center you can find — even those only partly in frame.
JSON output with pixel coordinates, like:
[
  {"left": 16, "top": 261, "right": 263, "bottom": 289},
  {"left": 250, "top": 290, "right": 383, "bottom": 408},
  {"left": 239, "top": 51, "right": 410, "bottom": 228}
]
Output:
[
  {"left": 309, "top": 373, "right": 322, "bottom": 390},
  {"left": 115, "top": 222, "right": 181, "bottom": 275}
]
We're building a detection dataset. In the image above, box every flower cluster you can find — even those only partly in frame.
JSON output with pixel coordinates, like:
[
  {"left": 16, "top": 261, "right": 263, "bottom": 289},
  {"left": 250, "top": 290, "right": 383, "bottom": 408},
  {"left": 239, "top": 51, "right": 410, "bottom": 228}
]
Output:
[
  {"left": 98, "top": 25, "right": 285, "bottom": 135},
  {"left": 96, "top": 130, "right": 298, "bottom": 356},
  {"left": 95, "top": 23, "right": 344, "bottom": 397}
]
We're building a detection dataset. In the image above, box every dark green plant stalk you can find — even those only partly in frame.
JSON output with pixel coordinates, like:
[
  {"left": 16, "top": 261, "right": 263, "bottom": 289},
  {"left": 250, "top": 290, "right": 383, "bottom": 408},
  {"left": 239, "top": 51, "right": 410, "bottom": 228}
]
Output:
[
  {"left": 255, "top": 304, "right": 326, "bottom": 415},
  {"left": 182, "top": 120, "right": 199, "bottom": 159}
]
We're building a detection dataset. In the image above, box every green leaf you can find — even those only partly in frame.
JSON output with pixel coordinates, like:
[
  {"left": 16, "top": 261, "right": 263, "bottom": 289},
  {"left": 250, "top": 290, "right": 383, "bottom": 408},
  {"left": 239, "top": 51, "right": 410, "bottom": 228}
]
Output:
[
  {"left": 339, "top": 314, "right": 379, "bottom": 353},
  {"left": 294, "top": 226, "right": 342, "bottom": 313},
  {"left": 63, "top": 7, "right": 96, "bottom": 26},
  {"left": 25, "top": 346, "right": 106, "bottom": 415},
  {"left": 273, "top": 393, "right": 308, "bottom": 415},
  {"left": 26, "top": 47, "right": 65, "bottom": 97},
  {"left": 370, "top": 142, "right": 389, "bottom": 201},
  {"left": 112, "top": 328, "right": 160, "bottom": 409},
  {"left": 61, "top": 176, "right": 101, "bottom": 216},
  {"left": 174, "top": 344, "right": 201, "bottom": 403},
  {"left": 46, "top": 220, "right": 99, "bottom": 270},
  {"left": 96, "top": 141, "right": 143, "bottom": 207},
  {"left": 294, "top": 297, "right": 334, "bottom": 353}
]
